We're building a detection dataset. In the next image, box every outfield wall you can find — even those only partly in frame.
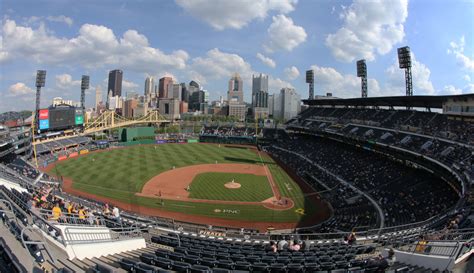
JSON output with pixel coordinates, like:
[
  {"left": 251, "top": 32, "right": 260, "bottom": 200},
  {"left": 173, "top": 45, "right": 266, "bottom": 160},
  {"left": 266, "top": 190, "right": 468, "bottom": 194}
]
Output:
[{"left": 199, "top": 135, "right": 256, "bottom": 145}]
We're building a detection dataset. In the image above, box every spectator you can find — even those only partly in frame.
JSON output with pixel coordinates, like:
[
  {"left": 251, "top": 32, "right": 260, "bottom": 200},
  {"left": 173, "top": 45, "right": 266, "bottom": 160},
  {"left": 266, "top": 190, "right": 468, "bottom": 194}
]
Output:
[
  {"left": 347, "top": 232, "right": 356, "bottom": 245},
  {"left": 277, "top": 238, "right": 288, "bottom": 251},
  {"left": 87, "top": 210, "right": 98, "bottom": 225},
  {"left": 78, "top": 206, "right": 86, "bottom": 220},
  {"left": 303, "top": 237, "right": 311, "bottom": 251},
  {"left": 266, "top": 241, "right": 277, "bottom": 253},
  {"left": 103, "top": 203, "right": 111, "bottom": 215},
  {"left": 386, "top": 248, "right": 396, "bottom": 266},
  {"left": 50, "top": 203, "right": 62, "bottom": 221},
  {"left": 112, "top": 206, "right": 120, "bottom": 222},
  {"left": 289, "top": 240, "right": 301, "bottom": 251},
  {"left": 415, "top": 235, "right": 427, "bottom": 253}
]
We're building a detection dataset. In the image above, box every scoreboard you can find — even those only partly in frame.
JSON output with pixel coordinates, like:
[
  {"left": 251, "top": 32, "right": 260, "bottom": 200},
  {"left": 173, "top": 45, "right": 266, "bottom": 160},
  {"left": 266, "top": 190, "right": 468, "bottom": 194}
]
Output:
[{"left": 38, "top": 106, "right": 84, "bottom": 131}]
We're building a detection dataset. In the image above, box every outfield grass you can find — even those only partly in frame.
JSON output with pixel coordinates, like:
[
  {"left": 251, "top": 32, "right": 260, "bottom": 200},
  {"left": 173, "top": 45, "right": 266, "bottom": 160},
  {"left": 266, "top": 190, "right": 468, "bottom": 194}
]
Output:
[
  {"left": 188, "top": 172, "right": 273, "bottom": 202},
  {"left": 48, "top": 144, "right": 314, "bottom": 223}
]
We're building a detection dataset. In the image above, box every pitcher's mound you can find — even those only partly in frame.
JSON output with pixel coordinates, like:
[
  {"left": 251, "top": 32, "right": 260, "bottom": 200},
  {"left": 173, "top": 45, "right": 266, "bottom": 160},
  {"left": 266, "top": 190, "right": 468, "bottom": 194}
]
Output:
[{"left": 224, "top": 181, "right": 241, "bottom": 189}]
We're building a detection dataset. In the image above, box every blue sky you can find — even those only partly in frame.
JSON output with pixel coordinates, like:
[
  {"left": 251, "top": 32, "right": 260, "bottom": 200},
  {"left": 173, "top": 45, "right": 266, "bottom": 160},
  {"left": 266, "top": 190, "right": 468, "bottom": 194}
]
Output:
[{"left": 1, "top": 0, "right": 473, "bottom": 113}]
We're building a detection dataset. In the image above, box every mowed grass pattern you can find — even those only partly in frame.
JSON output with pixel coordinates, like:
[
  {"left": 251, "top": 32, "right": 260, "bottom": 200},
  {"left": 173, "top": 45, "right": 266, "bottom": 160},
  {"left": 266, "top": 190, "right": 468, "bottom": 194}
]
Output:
[
  {"left": 52, "top": 144, "right": 263, "bottom": 194},
  {"left": 48, "top": 144, "right": 316, "bottom": 223},
  {"left": 188, "top": 172, "right": 273, "bottom": 202}
]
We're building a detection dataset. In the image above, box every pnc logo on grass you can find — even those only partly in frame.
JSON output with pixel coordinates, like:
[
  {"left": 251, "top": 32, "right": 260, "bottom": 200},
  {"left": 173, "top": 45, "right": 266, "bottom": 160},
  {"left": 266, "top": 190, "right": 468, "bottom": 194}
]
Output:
[{"left": 295, "top": 208, "right": 305, "bottom": 215}]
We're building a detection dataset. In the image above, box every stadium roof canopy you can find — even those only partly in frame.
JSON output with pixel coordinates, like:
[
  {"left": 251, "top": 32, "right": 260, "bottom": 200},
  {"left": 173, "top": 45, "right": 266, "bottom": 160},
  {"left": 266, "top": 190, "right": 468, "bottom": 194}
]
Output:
[{"left": 302, "top": 94, "right": 474, "bottom": 109}]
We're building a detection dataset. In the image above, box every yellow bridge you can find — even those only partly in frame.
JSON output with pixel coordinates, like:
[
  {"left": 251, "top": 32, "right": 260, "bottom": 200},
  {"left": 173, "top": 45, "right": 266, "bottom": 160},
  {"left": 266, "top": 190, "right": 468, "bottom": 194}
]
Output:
[{"left": 32, "top": 110, "right": 170, "bottom": 145}]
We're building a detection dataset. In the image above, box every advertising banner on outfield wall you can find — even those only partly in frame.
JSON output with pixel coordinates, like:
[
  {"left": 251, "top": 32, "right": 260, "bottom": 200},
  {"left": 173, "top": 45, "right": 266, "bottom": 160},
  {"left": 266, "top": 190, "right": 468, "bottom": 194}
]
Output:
[
  {"left": 39, "top": 109, "right": 49, "bottom": 120},
  {"left": 156, "top": 140, "right": 166, "bottom": 144},
  {"left": 39, "top": 119, "right": 49, "bottom": 130},
  {"left": 187, "top": 139, "right": 199, "bottom": 143}
]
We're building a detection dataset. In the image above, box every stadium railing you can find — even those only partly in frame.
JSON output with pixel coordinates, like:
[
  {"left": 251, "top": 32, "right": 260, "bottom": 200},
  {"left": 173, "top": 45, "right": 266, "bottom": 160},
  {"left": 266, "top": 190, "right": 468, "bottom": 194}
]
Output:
[{"left": 61, "top": 225, "right": 143, "bottom": 245}]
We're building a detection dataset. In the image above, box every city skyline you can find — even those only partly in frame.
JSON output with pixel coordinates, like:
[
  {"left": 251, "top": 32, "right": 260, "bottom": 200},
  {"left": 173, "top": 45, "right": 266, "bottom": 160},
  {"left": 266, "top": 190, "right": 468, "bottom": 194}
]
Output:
[{"left": 1, "top": 0, "right": 473, "bottom": 113}]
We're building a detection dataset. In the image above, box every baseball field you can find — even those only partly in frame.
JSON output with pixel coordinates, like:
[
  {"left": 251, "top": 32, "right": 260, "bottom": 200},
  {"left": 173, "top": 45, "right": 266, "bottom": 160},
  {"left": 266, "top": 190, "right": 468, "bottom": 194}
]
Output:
[{"left": 45, "top": 143, "right": 329, "bottom": 230}]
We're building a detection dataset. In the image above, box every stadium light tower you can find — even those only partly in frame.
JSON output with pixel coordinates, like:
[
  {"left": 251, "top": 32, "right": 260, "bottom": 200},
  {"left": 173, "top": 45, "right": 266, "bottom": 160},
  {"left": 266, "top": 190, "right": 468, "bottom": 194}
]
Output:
[
  {"left": 397, "top": 46, "right": 413, "bottom": 96},
  {"left": 356, "top": 59, "right": 368, "bottom": 98},
  {"left": 81, "top": 75, "right": 90, "bottom": 110},
  {"left": 35, "top": 70, "right": 46, "bottom": 123},
  {"left": 306, "top": 70, "right": 314, "bottom": 100}
]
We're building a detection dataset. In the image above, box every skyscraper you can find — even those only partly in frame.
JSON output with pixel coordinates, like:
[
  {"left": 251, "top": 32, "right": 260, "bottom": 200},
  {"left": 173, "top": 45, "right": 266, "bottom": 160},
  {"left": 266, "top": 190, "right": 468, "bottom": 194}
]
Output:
[
  {"left": 228, "top": 73, "right": 243, "bottom": 103},
  {"left": 107, "top": 69, "right": 123, "bottom": 97},
  {"left": 280, "top": 87, "right": 301, "bottom": 120},
  {"left": 144, "top": 76, "right": 154, "bottom": 102},
  {"left": 252, "top": 73, "right": 268, "bottom": 96},
  {"left": 158, "top": 76, "right": 173, "bottom": 98},
  {"left": 95, "top": 86, "right": 102, "bottom": 110},
  {"left": 252, "top": 73, "right": 269, "bottom": 119}
]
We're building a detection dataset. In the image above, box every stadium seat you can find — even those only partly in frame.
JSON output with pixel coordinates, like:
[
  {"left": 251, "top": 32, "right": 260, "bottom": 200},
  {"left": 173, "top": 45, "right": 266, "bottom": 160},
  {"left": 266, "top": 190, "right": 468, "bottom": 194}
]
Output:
[
  {"left": 119, "top": 258, "right": 136, "bottom": 271},
  {"left": 198, "top": 257, "right": 216, "bottom": 267},
  {"left": 172, "top": 261, "right": 191, "bottom": 272},
  {"left": 94, "top": 263, "right": 117, "bottom": 273},
  {"left": 347, "top": 267, "right": 364, "bottom": 273},
  {"left": 269, "top": 263, "right": 286, "bottom": 273},
  {"left": 234, "top": 261, "right": 251, "bottom": 271},
  {"left": 168, "top": 252, "right": 185, "bottom": 262},
  {"left": 135, "top": 262, "right": 162, "bottom": 273},
  {"left": 319, "top": 262, "right": 335, "bottom": 271},
  {"left": 216, "top": 260, "right": 234, "bottom": 270},
  {"left": 183, "top": 254, "right": 200, "bottom": 265},
  {"left": 155, "top": 249, "right": 170, "bottom": 258},
  {"left": 153, "top": 256, "right": 173, "bottom": 270},
  {"left": 251, "top": 262, "right": 269, "bottom": 272},
  {"left": 190, "top": 264, "right": 212, "bottom": 273},
  {"left": 211, "top": 268, "right": 231, "bottom": 273},
  {"left": 140, "top": 253, "right": 156, "bottom": 265},
  {"left": 286, "top": 263, "right": 304, "bottom": 273},
  {"left": 246, "top": 255, "right": 261, "bottom": 263}
]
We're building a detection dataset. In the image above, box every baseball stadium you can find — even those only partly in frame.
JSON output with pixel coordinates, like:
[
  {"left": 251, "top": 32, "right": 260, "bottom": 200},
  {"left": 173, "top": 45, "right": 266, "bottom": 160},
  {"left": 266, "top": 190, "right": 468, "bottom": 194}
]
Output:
[{"left": 0, "top": 41, "right": 473, "bottom": 273}]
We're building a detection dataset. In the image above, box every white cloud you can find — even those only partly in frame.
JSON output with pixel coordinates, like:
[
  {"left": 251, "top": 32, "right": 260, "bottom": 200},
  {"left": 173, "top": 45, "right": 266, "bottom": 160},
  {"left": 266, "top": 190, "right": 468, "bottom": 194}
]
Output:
[
  {"left": 0, "top": 19, "right": 189, "bottom": 73},
  {"left": 256, "top": 53, "right": 276, "bottom": 68},
  {"left": 175, "top": 0, "right": 297, "bottom": 30},
  {"left": 46, "top": 15, "right": 73, "bottom": 26},
  {"left": 8, "top": 82, "right": 35, "bottom": 96},
  {"left": 191, "top": 48, "right": 253, "bottom": 83},
  {"left": 122, "top": 80, "right": 139, "bottom": 89},
  {"left": 385, "top": 54, "right": 435, "bottom": 96},
  {"left": 441, "top": 84, "right": 473, "bottom": 95},
  {"left": 310, "top": 64, "right": 380, "bottom": 97},
  {"left": 55, "top": 73, "right": 81, "bottom": 89},
  {"left": 189, "top": 48, "right": 292, "bottom": 96},
  {"left": 448, "top": 36, "right": 474, "bottom": 71},
  {"left": 284, "top": 66, "right": 299, "bottom": 80},
  {"left": 269, "top": 77, "right": 293, "bottom": 92},
  {"left": 264, "top": 15, "right": 307, "bottom": 53},
  {"left": 464, "top": 75, "right": 471, "bottom": 82},
  {"left": 326, "top": 0, "right": 408, "bottom": 62},
  {"left": 442, "top": 85, "right": 463, "bottom": 95}
]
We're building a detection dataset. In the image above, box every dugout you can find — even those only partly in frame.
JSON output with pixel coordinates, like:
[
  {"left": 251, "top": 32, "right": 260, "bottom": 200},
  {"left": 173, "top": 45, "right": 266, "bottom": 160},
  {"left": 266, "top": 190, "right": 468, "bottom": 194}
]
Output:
[{"left": 119, "top": 127, "right": 155, "bottom": 142}]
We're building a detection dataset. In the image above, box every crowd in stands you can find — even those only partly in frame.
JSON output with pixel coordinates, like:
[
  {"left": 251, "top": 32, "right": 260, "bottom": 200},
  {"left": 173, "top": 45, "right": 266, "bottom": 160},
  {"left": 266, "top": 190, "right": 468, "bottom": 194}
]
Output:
[
  {"left": 35, "top": 136, "right": 91, "bottom": 154},
  {"left": 5, "top": 157, "right": 40, "bottom": 180},
  {"left": 290, "top": 107, "right": 474, "bottom": 187},
  {"left": 292, "top": 107, "right": 474, "bottom": 144},
  {"left": 265, "top": 134, "right": 459, "bottom": 231}
]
